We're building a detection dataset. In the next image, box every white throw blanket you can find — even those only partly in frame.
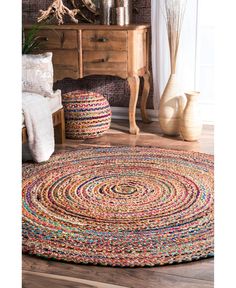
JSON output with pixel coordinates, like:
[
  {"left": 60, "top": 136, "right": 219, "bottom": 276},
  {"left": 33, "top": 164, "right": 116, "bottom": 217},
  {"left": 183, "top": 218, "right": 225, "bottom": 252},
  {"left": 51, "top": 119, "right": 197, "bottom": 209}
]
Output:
[{"left": 22, "top": 92, "right": 55, "bottom": 163}]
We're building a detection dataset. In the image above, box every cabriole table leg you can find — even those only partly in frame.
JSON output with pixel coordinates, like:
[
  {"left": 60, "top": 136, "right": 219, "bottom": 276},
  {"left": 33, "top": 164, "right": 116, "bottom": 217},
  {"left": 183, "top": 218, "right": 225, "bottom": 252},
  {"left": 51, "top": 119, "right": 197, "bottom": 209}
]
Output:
[
  {"left": 141, "top": 71, "right": 151, "bottom": 123},
  {"left": 128, "top": 75, "right": 140, "bottom": 135}
]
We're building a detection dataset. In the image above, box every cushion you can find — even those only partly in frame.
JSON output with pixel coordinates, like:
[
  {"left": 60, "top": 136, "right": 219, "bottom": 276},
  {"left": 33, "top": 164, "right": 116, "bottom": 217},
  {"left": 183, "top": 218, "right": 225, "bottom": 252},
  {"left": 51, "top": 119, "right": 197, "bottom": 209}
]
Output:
[
  {"left": 22, "top": 52, "right": 54, "bottom": 97},
  {"left": 62, "top": 90, "right": 112, "bottom": 139}
]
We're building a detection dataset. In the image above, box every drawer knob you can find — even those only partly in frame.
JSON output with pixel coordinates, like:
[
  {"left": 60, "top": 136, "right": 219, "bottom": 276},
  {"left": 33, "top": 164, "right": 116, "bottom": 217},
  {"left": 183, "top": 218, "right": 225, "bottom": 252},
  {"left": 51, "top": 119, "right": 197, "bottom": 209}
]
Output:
[
  {"left": 93, "top": 57, "right": 109, "bottom": 63},
  {"left": 97, "top": 37, "right": 109, "bottom": 42}
]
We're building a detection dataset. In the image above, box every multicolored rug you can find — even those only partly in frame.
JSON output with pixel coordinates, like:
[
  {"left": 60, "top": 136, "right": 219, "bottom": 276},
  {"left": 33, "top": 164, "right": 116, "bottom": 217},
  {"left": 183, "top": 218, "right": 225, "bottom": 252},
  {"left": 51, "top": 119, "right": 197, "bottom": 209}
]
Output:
[{"left": 22, "top": 147, "right": 214, "bottom": 267}]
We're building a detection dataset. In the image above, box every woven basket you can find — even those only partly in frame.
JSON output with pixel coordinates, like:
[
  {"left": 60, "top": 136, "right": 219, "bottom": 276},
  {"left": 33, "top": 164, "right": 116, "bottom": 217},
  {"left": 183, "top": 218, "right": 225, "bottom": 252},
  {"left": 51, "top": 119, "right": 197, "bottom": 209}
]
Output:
[{"left": 63, "top": 90, "right": 111, "bottom": 139}]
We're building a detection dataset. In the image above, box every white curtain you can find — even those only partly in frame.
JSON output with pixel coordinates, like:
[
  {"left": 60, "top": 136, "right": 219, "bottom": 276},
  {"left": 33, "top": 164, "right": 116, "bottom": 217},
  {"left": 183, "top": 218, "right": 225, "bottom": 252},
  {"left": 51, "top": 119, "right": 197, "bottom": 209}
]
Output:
[{"left": 151, "top": 0, "right": 198, "bottom": 111}]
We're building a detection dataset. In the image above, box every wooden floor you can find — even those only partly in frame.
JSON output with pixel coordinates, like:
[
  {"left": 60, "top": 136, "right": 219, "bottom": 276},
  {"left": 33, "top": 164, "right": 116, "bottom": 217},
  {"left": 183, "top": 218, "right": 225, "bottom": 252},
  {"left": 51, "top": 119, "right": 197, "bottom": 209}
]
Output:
[{"left": 22, "top": 120, "right": 214, "bottom": 288}]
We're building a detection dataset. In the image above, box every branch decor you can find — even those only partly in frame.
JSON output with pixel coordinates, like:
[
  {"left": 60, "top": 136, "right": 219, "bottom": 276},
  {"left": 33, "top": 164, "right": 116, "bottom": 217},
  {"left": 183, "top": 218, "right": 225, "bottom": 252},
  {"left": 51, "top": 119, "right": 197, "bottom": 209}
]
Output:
[
  {"left": 163, "top": 0, "right": 187, "bottom": 73},
  {"left": 159, "top": 0, "right": 187, "bottom": 136},
  {"left": 37, "top": 0, "right": 79, "bottom": 25}
]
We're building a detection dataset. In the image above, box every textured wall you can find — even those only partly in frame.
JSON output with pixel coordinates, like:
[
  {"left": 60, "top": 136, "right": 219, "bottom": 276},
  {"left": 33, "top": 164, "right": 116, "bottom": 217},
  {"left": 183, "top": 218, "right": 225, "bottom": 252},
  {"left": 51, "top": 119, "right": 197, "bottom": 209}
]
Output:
[{"left": 22, "top": 0, "right": 153, "bottom": 108}]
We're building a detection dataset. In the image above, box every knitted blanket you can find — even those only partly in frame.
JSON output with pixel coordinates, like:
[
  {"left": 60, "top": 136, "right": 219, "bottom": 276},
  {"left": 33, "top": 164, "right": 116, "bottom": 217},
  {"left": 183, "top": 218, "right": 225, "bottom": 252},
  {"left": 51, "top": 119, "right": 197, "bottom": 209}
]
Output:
[{"left": 22, "top": 92, "right": 55, "bottom": 162}]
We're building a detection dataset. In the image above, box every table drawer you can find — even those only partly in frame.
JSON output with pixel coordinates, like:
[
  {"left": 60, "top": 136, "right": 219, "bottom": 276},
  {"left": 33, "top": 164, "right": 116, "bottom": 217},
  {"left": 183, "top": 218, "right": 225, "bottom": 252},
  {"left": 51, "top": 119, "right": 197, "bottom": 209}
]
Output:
[
  {"left": 51, "top": 50, "right": 80, "bottom": 81},
  {"left": 83, "top": 51, "right": 127, "bottom": 63},
  {"left": 83, "top": 51, "right": 127, "bottom": 78},
  {"left": 82, "top": 30, "right": 127, "bottom": 51},
  {"left": 83, "top": 62, "right": 127, "bottom": 78},
  {"left": 31, "top": 29, "right": 78, "bottom": 49}
]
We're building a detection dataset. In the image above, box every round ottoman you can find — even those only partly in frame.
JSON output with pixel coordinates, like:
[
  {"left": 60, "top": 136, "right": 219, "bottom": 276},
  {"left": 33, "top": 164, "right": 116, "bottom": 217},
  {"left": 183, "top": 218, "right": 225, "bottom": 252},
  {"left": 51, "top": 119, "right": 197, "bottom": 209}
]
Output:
[{"left": 62, "top": 90, "right": 112, "bottom": 139}]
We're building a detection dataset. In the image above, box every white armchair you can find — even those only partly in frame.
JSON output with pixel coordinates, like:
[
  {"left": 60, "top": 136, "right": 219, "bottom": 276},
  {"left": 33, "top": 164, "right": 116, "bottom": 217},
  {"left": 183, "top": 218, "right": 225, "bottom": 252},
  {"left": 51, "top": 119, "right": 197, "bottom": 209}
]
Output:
[{"left": 22, "top": 52, "right": 65, "bottom": 162}]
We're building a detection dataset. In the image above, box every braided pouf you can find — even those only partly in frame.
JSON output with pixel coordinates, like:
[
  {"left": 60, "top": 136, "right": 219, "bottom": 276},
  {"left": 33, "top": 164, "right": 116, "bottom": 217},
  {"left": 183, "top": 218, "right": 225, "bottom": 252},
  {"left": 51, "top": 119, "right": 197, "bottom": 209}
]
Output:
[
  {"left": 62, "top": 90, "right": 111, "bottom": 139},
  {"left": 22, "top": 147, "right": 214, "bottom": 267}
]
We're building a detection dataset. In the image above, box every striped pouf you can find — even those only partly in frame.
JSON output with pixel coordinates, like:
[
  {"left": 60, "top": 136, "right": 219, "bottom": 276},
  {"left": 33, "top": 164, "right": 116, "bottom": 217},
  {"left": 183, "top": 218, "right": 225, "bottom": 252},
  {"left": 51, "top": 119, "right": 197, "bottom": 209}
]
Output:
[{"left": 63, "top": 90, "right": 111, "bottom": 139}]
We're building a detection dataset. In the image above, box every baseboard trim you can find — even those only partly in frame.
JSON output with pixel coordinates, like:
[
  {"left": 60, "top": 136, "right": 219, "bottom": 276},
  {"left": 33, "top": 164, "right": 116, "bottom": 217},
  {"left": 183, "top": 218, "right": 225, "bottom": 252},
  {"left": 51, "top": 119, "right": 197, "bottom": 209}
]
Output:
[
  {"left": 111, "top": 107, "right": 158, "bottom": 122},
  {"left": 111, "top": 107, "right": 214, "bottom": 125}
]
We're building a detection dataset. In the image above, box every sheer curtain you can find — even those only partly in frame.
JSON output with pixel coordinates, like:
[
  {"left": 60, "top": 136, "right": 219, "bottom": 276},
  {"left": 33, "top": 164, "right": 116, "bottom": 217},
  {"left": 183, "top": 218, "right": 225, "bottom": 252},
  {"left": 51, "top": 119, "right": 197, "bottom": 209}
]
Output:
[{"left": 151, "top": 0, "right": 198, "bottom": 112}]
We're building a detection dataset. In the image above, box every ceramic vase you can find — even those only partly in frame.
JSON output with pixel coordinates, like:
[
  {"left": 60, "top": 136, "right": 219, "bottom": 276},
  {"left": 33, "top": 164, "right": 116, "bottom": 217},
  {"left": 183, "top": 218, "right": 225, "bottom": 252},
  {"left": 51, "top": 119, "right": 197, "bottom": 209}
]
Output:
[
  {"left": 159, "top": 74, "right": 182, "bottom": 136},
  {"left": 180, "top": 91, "right": 202, "bottom": 141},
  {"left": 115, "top": 0, "right": 132, "bottom": 24}
]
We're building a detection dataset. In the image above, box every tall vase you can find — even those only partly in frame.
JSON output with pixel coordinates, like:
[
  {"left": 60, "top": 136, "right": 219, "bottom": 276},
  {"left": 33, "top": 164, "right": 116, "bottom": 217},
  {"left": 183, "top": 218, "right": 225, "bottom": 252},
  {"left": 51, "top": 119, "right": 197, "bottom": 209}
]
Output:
[
  {"left": 180, "top": 91, "right": 202, "bottom": 141},
  {"left": 100, "top": 0, "right": 115, "bottom": 25},
  {"left": 159, "top": 74, "right": 182, "bottom": 136}
]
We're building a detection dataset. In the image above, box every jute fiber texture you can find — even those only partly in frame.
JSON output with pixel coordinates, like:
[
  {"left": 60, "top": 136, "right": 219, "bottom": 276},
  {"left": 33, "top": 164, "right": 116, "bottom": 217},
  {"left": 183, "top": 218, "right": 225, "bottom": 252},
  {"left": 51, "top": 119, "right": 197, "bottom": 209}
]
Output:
[{"left": 22, "top": 147, "right": 214, "bottom": 267}]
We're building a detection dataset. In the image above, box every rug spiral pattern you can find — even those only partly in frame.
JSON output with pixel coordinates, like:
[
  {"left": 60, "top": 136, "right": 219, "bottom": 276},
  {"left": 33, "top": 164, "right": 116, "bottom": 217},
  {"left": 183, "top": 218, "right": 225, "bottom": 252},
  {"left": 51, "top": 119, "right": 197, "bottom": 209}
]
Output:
[{"left": 22, "top": 147, "right": 214, "bottom": 267}]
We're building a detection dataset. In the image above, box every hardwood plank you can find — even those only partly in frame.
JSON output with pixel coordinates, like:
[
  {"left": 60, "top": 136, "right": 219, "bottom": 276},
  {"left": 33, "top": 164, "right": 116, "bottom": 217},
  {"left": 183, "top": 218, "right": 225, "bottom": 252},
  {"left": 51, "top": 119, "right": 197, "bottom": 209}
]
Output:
[
  {"left": 23, "top": 274, "right": 99, "bottom": 288},
  {"left": 23, "top": 271, "right": 129, "bottom": 288},
  {"left": 23, "top": 269, "right": 213, "bottom": 288},
  {"left": 147, "top": 259, "right": 214, "bottom": 281},
  {"left": 62, "top": 121, "right": 213, "bottom": 155},
  {"left": 22, "top": 255, "right": 213, "bottom": 288}
]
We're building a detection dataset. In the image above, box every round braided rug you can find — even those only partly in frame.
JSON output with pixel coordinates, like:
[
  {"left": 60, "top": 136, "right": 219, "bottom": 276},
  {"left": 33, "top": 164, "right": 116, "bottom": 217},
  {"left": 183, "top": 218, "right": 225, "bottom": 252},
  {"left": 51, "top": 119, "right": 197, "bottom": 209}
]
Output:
[{"left": 22, "top": 147, "right": 214, "bottom": 267}]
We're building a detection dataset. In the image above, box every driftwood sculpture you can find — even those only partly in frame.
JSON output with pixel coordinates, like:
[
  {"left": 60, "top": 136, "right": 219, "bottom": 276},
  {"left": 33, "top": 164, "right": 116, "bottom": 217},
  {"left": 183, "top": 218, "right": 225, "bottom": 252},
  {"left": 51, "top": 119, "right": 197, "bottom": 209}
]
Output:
[
  {"left": 37, "top": 0, "right": 79, "bottom": 25},
  {"left": 69, "top": 0, "right": 77, "bottom": 8},
  {"left": 37, "top": 0, "right": 94, "bottom": 24},
  {"left": 68, "top": 0, "right": 95, "bottom": 23}
]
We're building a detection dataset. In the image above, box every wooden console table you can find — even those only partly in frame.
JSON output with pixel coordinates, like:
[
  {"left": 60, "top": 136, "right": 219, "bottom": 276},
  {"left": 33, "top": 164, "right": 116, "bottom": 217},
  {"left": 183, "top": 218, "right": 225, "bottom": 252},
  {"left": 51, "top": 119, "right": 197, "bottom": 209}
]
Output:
[{"left": 25, "top": 24, "right": 151, "bottom": 134}]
